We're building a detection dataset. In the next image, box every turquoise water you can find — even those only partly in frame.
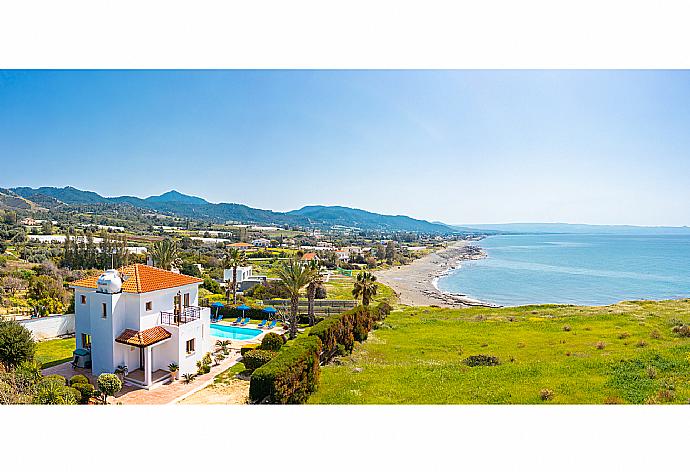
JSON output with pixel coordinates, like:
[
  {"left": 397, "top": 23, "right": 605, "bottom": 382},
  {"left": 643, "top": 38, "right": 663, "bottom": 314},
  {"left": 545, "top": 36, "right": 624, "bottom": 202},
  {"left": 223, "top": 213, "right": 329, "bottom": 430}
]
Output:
[
  {"left": 210, "top": 324, "right": 262, "bottom": 340},
  {"left": 436, "top": 234, "right": 690, "bottom": 306}
]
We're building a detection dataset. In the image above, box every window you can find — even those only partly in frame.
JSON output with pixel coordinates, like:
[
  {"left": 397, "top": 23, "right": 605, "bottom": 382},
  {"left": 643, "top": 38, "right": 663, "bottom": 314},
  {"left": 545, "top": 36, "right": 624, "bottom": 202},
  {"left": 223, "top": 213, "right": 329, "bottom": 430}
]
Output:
[
  {"left": 80, "top": 295, "right": 86, "bottom": 305},
  {"left": 186, "top": 338, "right": 195, "bottom": 354},
  {"left": 101, "top": 303, "right": 107, "bottom": 319},
  {"left": 183, "top": 293, "right": 190, "bottom": 307},
  {"left": 81, "top": 333, "right": 91, "bottom": 349},
  {"left": 145, "top": 301, "right": 152, "bottom": 311}
]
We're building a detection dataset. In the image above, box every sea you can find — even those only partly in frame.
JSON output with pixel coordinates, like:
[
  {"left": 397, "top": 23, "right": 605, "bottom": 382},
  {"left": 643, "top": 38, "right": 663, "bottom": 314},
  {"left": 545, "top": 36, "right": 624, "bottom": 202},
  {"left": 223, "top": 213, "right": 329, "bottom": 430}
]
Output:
[{"left": 436, "top": 233, "right": 690, "bottom": 306}]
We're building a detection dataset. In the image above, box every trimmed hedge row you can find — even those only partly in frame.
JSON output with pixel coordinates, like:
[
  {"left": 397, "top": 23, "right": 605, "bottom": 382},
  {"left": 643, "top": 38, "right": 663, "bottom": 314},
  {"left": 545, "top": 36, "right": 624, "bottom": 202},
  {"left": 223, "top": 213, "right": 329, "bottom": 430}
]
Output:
[
  {"left": 249, "top": 336, "right": 322, "bottom": 404},
  {"left": 243, "top": 349, "right": 277, "bottom": 371},
  {"left": 217, "top": 305, "right": 270, "bottom": 320},
  {"left": 309, "top": 304, "right": 390, "bottom": 362}
]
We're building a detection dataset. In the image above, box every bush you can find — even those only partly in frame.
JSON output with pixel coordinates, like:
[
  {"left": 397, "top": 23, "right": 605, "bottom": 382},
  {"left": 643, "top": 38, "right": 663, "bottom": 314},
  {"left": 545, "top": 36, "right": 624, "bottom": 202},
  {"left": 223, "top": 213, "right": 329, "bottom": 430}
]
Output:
[
  {"left": 260, "top": 332, "right": 284, "bottom": 352},
  {"left": 309, "top": 305, "right": 376, "bottom": 362},
  {"left": 539, "top": 388, "right": 554, "bottom": 401},
  {"left": 72, "top": 382, "right": 96, "bottom": 404},
  {"left": 241, "top": 344, "right": 260, "bottom": 355},
  {"left": 372, "top": 302, "right": 392, "bottom": 321},
  {"left": 596, "top": 341, "right": 606, "bottom": 350},
  {"left": 463, "top": 355, "right": 500, "bottom": 367},
  {"left": 43, "top": 374, "right": 67, "bottom": 386},
  {"left": 69, "top": 374, "right": 89, "bottom": 386},
  {"left": 249, "top": 336, "right": 322, "bottom": 404},
  {"left": 0, "top": 320, "right": 36, "bottom": 368},
  {"left": 217, "top": 305, "right": 265, "bottom": 320},
  {"left": 243, "top": 349, "right": 277, "bottom": 371},
  {"left": 672, "top": 325, "right": 690, "bottom": 337},
  {"left": 66, "top": 386, "right": 82, "bottom": 404},
  {"left": 562, "top": 325, "right": 571, "bottom": 332},
  {"left": 97, "top": 373, "right": 122, "bottom": 401}
]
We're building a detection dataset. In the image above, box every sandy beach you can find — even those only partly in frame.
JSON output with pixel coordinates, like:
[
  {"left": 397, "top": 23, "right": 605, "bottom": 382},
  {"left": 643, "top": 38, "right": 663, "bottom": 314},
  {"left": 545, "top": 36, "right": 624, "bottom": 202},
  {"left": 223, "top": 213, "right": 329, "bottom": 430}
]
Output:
[{"left": 376, "top": 240, "right": 498, "bottom": 308}]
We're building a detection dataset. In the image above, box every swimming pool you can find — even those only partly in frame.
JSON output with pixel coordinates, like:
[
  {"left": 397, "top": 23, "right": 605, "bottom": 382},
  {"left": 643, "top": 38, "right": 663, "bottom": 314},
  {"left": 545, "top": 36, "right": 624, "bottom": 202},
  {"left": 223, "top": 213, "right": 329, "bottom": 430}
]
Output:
[{"left": 210, "top": 324, "right": 262, "bottom": 341}]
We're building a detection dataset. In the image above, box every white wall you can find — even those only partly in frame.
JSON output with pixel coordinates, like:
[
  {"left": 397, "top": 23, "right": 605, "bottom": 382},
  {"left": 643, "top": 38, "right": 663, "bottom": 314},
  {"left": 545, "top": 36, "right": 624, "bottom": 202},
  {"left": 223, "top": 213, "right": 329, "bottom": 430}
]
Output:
[{"left": 20, "top": 314, "right": 75, "bottom": 341}]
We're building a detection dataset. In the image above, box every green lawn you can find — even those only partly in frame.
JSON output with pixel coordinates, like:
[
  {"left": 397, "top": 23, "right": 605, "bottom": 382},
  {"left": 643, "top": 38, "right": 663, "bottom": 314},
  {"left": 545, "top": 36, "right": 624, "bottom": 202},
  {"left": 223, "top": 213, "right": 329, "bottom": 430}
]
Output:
[
  {"left": 309, "top": 299, "right": 690, "bottom": 404},
  {"left": 323, "top": 277, "right": 396, "bottom": 304},
  {"left": 35, "top": 337, "right": 76, "bottom": 368}
]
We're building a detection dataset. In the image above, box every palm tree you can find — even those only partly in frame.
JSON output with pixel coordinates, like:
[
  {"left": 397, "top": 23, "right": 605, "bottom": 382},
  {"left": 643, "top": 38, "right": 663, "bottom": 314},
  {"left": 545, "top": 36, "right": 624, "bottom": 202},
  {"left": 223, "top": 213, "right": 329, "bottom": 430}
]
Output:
[
  {"left": 305, "top": 260, "right": 323, "bottom": 326},
  {"left": 224, "top": 248, "right": 247, "bottom": 304},
  {"left": 275, "top": 258, "right": 312, "bottom": 339},
  {"left": 151, "top": 239, "right": 179, "bottom": 271},
  {"left": 352, "top": 271, "right": 378, "bottom": 306}
]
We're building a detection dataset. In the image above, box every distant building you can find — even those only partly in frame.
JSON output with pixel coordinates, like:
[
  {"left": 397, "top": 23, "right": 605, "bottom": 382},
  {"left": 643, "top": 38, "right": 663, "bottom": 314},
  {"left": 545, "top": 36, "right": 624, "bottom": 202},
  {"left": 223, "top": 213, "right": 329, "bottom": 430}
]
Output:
[
  {"left": 251, "top": 238, "right": 271, "bottom": 247},
  {"left": 227, "top": 242, "right": 253, "bottom": 250},
  {"left": 301, "top": 252, "right": 320, "bottom": 262}
]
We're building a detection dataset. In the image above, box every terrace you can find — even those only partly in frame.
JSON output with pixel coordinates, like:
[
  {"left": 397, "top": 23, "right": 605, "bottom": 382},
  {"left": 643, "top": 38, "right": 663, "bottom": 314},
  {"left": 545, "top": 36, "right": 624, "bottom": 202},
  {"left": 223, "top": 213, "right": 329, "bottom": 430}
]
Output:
[{"left": 160, "top": 306, "right": 202, "bottom": 325}]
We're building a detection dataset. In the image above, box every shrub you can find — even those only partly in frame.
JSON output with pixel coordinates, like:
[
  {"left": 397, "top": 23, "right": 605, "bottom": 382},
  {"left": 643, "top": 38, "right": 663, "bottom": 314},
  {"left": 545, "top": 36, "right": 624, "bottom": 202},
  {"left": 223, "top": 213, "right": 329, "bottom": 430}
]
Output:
[
  {"left": 596, "top": 341, "right": 606, "bottom": 350},
  {"left": 636, "top": 340, "right": 648, "bottom": 348},
  {"left": 650, "top": 329, "right": 661, "bottom": 339},
  {"left": 243, "top": 349, "right": 277, "bottom": 371},
  {"left": 249, "top": 336, "right": 322, "bottom": 404},
  {"left": 372, "top": 302, "right": 392, "bottom": 321},
  {"left": 646, "top": 366, "right": 658, "bottom": 379},
  {"left": 97, "top": 373, "right": 122, "bottom": 402},
  {"left": 43, "top": 374, "right": 67, "bottom": 386},
  {"left": 309, "top": 305, "right": 376, "bottom": 362},
  {"left": 0, "top": 320, "right": 36, "bottom": 368},
  {"left": 463, "top": 355, "right": 500, "bottom": 367},
  {"left": 241, "top": 344, "right": 260, "bottom": 355},
  {"left": 182, "top": 373, "right": 195, "bottom": 384},
  {"left": 604, "top": 396, "right": 623, "bottom": 404},
  {"left": 562, "top": 325, "right": 571, "bottom": 332},
  {"left": 260, "top": 332, "right": 284, "bottom": 352},
  {"left": 72, "top": 382, "right": 96, "bottom": 404},
  {"left": 539, "top": 388, "right": 554, "bottom": 401},
  {"left": 618, "top": 332, "right": 630, "bottom": 339},
  {"left": 672, "top": 325, "right": 690, "bottom": 337},
  {"left": 69, "top": 374, "right": 89, "bottom": 386},
  {"left": 66, "top": 386, "right": 82, "bottom": 404}
]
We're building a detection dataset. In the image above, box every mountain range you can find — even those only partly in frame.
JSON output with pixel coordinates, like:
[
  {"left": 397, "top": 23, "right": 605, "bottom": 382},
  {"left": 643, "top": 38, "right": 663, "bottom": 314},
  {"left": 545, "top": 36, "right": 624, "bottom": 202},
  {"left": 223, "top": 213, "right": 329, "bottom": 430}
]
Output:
[{"left": 6, "top": 186, "right": 453, "bottom": 233}]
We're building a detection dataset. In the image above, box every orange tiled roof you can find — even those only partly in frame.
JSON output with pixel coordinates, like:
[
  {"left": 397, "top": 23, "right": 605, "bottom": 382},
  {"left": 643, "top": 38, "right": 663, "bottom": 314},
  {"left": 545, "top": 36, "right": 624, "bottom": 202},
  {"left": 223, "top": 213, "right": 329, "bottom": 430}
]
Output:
[
  {"left": 71, "top": 264, "right": 203, "bottom": 293},
  {"left": 301, "top": 252, "right": 318, "bottom": 261},
  {"left": 115, "top": 326, "right": 171, "bottom": 347}
]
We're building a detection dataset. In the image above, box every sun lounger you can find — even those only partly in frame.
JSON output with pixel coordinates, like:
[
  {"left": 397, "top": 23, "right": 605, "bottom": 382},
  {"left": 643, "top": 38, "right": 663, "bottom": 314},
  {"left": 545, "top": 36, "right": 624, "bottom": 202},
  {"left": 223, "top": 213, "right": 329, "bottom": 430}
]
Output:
[
  {"left": 240, "top": 317, "right": 250, "bottom": 326},
  {"left": 267, "top": 320, "right": 278, "bottom": 330},
  {"left": 216, "top": 314, "right": 223, "bottom": 323},
  {"left": 257, "top": 319, "right": 267, "bottom": 328},
  {"left": 231, "top": 316, "right": 242, "bottom": 325}
]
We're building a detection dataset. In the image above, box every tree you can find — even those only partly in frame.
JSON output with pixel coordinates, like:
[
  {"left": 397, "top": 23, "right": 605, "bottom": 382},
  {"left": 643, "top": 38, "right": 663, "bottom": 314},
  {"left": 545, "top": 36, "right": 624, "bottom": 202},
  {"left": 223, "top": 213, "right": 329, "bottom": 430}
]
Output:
[
  {"left": 0, "top": 321, "right": 36, "bottom": 369},
  {"left": 224, "top": 248, "right": 247, "bottom": 304},
  {"left": 150, "top": 239, "right": 179, "bottom": 271},
  {"left": 41, "top": 220, "right": 53, "bottom": 235},
  {"left": 27, "top": 275, "right": 68, "bottom": 315},
  {"left": 1, "top": 276, "right": 28, "bottom": 296},
  {"left": 275, "top": 259, "right": 312, "bottom": 339},
  {"left": 385, "top": 240, "right": 396, "bottom": 264},
  {"left": 352, "top": 271, "right": 378, "bottom": 306},
  {"left": 97, "top": 373, "right": 123, "bottom": 403},
  {"left": 305, "top": 260, "right": 323, "bottom": 326}
]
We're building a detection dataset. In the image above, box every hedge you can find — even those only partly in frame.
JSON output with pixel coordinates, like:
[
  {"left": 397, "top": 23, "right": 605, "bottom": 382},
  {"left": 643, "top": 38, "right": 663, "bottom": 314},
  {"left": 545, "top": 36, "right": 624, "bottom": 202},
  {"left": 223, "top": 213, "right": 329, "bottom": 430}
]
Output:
[
  {"left": 243, "top": 349, "right": 277, "bottom": 371},
  {"left": 240, "top": 344, "right": 260, "bottom": 355},
  {"left": 72, "top": 382, "right": 96, "bottom": 404},
  {"left": 217, "top": 305, "right": 267, "bottom": 320},
  {"left": 309, "top": 304, "right": 380, "bottom": 362},
  {"left": 249, "top": 336, "right": 322, "bottom": 404},
  {"left": 260, "top": 332, "right": 285, "bottom": 351}
]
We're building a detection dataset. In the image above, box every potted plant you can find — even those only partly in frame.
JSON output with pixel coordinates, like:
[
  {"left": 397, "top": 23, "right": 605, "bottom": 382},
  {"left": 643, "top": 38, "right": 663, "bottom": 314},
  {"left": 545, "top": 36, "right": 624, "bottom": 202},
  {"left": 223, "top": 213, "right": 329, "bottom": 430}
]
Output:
[{"left": 168, "top": 362, "right": 179, "bottom": 380}]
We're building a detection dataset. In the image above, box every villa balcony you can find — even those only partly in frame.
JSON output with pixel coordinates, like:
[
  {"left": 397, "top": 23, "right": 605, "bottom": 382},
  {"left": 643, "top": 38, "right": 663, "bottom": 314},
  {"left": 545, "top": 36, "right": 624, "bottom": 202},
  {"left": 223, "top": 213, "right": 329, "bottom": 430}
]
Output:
[{"left": 160, "top": 306, "right": 202, "bottom": 326}]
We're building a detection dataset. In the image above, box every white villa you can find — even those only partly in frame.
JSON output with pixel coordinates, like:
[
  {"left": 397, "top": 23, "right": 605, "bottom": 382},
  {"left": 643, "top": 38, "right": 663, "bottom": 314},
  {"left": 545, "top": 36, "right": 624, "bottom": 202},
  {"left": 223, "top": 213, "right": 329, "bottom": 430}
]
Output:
[{"left": 70, "top": 264, "right": 212, "bottom": 389}]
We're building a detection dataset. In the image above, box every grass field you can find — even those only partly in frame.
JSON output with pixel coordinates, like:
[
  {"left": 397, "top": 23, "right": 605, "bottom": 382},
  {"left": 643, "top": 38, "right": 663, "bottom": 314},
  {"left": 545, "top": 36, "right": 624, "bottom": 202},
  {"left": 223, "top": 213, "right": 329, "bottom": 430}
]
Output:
[
  {"left": 323, "top": 277, "right": 397, "bottom": 304},
  {"left": 309, "top": 299, "right": 690, "bottom": 404},
  {"left": 35, "top": 337, "right": 75, "bottom": 368}
]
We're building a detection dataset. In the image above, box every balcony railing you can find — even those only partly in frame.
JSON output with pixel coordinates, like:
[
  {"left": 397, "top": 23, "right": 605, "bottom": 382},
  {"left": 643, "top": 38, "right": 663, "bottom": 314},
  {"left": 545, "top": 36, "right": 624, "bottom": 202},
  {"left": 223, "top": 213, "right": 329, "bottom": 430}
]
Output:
[{"left": 161, "top": 306, "right": 201, "bottom": 326}]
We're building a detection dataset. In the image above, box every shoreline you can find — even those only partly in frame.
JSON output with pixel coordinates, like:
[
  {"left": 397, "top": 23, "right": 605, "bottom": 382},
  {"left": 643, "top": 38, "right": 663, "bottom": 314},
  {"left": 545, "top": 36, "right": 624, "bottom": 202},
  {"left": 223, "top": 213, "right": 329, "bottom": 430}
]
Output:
[{"left": 376, "top": 240, "right": 499, "bottom": 308}]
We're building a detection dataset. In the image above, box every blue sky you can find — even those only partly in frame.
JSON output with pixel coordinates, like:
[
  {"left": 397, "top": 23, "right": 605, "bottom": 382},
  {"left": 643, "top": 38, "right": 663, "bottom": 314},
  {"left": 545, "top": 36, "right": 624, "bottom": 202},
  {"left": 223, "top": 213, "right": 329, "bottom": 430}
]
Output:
[{"left": 1, "top": 70, "right": 689, "bottom": 226}]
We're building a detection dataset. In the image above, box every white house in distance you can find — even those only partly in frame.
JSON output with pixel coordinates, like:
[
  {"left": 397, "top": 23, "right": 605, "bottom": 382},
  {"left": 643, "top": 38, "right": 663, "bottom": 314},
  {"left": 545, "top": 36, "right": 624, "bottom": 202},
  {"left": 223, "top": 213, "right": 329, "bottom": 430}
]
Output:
[
  {"left": 251, "top": 237, "right": 271, "bottom": 247},
  {"left": 70, "top": 264, "right": 212, "bottom": 389}
]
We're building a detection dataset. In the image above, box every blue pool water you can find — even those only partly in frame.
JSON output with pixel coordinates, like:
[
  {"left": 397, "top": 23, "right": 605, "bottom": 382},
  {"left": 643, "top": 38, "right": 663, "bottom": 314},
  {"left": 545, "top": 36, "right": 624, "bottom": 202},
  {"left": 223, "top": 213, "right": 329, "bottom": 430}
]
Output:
[
  {"left": 210, "top": 324, "right": 262, "bottom": 340},
  {"left": 436, "top": 233, "right": 690, "bottom": 306}
]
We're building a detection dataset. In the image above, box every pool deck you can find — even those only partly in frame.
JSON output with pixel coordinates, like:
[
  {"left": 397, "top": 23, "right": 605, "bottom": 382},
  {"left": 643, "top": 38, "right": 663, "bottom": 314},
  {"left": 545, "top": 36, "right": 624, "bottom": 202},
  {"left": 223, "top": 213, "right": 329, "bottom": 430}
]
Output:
[{"left": 42, "top": 324, "right": 284, "bottom": 405}]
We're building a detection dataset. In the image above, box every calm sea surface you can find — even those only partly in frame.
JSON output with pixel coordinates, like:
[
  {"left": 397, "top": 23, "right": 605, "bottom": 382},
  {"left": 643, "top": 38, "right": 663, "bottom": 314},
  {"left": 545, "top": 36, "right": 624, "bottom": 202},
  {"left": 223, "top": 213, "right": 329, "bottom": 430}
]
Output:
[{"left": 436, "top": 234, "right": 690, "bottom": 306}]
